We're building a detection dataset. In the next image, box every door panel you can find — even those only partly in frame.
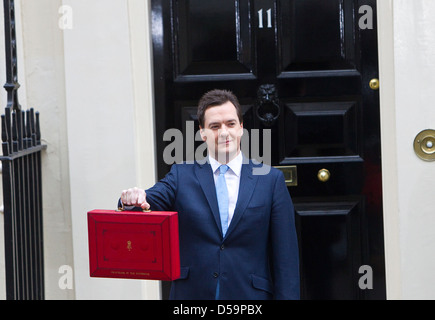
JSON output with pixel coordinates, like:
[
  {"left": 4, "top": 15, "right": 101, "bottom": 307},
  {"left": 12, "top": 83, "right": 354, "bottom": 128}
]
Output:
[
  {"left": 296, "top": 198, "right": 365, "bottom": 300},
  {"left": 277, "top": 0, "right": 359, "bottom": 76},
  {"left": 151, "top": 0, "right": 385, "bottom": 299},
  {"left": 172, "top": 0, "right": 256, "bottom": 80},
  {"left": 283, "top": 100, "right": 361, "bottom": 158}
]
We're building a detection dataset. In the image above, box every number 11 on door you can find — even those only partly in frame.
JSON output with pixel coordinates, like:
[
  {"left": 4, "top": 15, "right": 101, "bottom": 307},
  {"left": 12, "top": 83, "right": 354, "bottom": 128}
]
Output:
[{"left": 258, "top": 8, "right": 272, "bottom": 29}]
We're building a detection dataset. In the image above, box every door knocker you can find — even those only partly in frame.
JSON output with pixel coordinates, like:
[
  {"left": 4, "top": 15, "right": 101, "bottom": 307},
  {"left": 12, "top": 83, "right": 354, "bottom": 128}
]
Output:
[{"left": 256, "top": 84, "right": 280, "bottom": 127}]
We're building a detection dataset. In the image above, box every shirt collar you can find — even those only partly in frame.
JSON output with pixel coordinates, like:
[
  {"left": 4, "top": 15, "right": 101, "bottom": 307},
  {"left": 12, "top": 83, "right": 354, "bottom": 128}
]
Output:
[{"left": 209, "top": 152, "right": 243, "bottom": 177}]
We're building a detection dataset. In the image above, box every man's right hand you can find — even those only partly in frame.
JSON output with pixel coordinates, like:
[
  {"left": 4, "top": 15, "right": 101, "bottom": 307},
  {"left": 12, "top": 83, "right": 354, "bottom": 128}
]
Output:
[{"left": 120, "top": 187, "right": 150, "bottom": 210}]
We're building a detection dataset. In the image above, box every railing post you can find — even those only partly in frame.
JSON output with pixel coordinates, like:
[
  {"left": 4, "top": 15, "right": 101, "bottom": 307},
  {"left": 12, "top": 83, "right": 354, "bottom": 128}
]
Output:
[
  {"left": 3, "top": 0, "right": 21, "bottom": 112},
  {"left": 2, "top": 0, "right": 47, "bottom": 299}
]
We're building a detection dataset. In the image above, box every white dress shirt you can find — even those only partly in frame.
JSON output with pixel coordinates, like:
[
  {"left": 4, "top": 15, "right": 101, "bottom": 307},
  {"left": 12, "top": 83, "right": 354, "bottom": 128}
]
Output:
[{"left": 209, "top": 152, "right": 243, "bottom": 228}]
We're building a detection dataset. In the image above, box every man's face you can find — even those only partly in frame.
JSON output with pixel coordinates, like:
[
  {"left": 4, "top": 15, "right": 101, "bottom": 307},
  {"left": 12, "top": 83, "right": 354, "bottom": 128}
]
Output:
[{"left": 199, "top": 101, "right": 243, "bottom": 164}]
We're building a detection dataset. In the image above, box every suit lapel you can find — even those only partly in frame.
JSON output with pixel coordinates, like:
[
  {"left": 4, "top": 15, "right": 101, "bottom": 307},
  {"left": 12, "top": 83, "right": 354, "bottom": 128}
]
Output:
[
  {"left": 225, "top": 160, "right": 258, "bottom": 239},
  {"left": 194, "top": 162, "right": 222, "bottom": 234}
]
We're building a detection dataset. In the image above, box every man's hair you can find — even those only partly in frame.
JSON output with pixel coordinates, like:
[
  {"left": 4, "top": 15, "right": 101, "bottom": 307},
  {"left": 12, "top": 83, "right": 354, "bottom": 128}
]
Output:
[{"left": 197, "top": 89, "right": 243, "bottom": 128}]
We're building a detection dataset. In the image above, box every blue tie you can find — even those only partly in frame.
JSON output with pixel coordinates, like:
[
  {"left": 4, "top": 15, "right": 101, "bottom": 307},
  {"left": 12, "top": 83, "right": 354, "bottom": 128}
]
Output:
[
  {"left": 216, "top": 165, "right": 229, "bottom": 237},
  {"left": 215, "top": 164, "right": 229, "bottom": 299}
]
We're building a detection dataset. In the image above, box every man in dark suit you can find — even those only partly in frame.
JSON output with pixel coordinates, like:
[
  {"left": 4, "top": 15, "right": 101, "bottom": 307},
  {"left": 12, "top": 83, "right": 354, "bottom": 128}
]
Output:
[{"left": 121, "top": 89, "right": 300, "bottom": 300}]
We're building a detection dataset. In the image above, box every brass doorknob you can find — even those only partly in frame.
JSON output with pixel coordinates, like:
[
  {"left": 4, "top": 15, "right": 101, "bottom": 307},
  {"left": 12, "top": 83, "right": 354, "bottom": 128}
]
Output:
[
  {"left": 369, "top": 78, "right": 379, "bottom": 90},
  {"left": 317, "top": 169, "right": 331, "bottom": 182}
]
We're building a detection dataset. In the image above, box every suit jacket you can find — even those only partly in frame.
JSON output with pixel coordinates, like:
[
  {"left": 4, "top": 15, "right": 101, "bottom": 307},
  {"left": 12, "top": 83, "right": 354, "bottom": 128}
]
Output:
[{"left": 144, "top": 159, "right": 300, "bottom": 300}]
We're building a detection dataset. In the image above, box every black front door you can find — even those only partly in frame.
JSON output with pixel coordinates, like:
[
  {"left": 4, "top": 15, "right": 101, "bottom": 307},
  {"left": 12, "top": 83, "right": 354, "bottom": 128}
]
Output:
[{"left": 151, "top": 0, "right": 385, "bottom": 299}]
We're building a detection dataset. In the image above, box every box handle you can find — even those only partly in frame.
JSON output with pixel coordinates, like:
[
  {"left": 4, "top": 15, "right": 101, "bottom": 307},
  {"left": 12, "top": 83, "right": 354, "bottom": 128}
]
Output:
[{"left": 117, "top": 200, "right": 151, "bottom": 213}]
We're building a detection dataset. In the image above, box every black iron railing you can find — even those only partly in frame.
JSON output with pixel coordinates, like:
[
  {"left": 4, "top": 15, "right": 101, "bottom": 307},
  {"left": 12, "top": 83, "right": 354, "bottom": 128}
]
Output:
[{"left": 1, "top": 0, "right": 46, "bottom": 299}]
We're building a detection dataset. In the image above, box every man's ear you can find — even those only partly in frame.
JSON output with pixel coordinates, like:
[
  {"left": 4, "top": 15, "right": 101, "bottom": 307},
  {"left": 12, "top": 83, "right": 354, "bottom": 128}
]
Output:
[{"left": 199, "top": 126, "right": 207, "bottom": 141}]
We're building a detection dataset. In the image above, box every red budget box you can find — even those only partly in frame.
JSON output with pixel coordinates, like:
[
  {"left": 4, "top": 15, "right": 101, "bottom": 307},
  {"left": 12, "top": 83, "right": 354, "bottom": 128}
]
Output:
[{"left": 87, "top": 209, "right": 180, "bottom": 281}]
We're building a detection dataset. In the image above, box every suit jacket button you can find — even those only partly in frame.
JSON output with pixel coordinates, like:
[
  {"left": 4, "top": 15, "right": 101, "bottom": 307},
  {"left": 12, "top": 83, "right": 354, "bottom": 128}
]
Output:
[
  {"left": 220, "top": 245, "right": 225, "bottom": 250},
  {"left": 213, "top": 272, "right": 219, "bottom": 278}
]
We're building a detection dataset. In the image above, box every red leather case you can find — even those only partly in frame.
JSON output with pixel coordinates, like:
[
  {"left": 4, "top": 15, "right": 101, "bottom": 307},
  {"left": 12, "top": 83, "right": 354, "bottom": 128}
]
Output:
[{"left": 87, "top": 209, "right": 180, "bottom": 281}]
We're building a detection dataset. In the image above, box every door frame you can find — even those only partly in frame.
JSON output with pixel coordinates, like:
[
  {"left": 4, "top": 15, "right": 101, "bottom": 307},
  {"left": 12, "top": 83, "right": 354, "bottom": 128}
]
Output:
[{"left": 376, "top": 0, "right": 401, "bottom": 300}]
